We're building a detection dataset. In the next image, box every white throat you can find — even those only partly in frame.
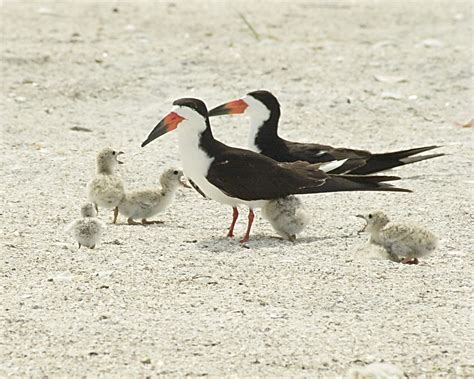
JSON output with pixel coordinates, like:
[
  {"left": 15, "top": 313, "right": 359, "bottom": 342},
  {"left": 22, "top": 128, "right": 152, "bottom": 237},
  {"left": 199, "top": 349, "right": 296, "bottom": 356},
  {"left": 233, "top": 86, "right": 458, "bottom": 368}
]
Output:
[
  {"left": 243, "top": 95, "right": 270, "bottom": 153},
  {"left": 175, "top": 117, "right": 213, "bottom": 183}
]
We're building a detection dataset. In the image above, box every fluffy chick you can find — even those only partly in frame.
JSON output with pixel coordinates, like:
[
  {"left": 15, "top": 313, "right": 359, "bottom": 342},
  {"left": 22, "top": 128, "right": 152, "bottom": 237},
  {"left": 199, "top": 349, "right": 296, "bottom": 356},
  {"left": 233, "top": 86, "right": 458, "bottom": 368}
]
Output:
[
  {"left": 347, "top": 362, "right": 405, "bottom": 379},
  {"left": 357, "top": 211, "right": 437, "bottom": 264},
  {"left": 86, "top": 147, "right": 125, "bottom": 223},
  {"left": 65, "top": 203, "right": 107, "bottom": 249},
  {"left": 261, "top": 195, "right": 309, "bottom": 241},
  {"left": 118, "top": 168, "right": 189, "bottom": 225}
]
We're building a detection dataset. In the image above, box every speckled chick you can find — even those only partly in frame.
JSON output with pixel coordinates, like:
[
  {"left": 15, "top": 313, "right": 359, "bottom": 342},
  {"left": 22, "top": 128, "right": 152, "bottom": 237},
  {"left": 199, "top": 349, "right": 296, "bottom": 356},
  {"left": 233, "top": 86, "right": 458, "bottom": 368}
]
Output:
[
  {"left": 118, "top": 168, "right": 189, "bottom": 225},
  {"left": 86, "top": 147, "right": 125, "bottom": 223},
  {"left": 357, "top": 211, "right": 437, "bottom": 264},
  {"left": 261, "top": 195, "right": 309, "bottom": 241},
  {"left": 346, "top": 362, "right": 405, "bottom": 379},
  {"left": 65, "top": 203, "right": 107, "bottom": 249}
]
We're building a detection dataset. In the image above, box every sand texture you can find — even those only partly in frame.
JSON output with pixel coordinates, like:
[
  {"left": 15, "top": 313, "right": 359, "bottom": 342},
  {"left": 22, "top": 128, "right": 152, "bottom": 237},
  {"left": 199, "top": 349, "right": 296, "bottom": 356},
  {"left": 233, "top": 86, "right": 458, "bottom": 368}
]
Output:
[{"left": 1, "top": 1, "right": 473, "bottom": 377}]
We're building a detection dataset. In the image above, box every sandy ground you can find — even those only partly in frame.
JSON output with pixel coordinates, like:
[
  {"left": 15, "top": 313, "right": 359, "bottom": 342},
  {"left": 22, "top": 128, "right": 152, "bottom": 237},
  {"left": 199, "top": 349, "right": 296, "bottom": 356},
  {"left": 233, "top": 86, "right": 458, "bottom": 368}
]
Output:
[{"left": 1, "top": 0, "right": 473, "bottom": 377}]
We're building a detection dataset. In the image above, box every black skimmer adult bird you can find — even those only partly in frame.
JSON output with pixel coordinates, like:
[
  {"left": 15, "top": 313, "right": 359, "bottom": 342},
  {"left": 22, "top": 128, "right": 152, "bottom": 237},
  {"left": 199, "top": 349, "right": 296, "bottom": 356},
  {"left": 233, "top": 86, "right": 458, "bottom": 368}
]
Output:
[
  {"left": 208, "top": 90, "right": 444, "bottom": 175},
  {"left": 142, "top": 98, "right": 410, "bottom": 243}
]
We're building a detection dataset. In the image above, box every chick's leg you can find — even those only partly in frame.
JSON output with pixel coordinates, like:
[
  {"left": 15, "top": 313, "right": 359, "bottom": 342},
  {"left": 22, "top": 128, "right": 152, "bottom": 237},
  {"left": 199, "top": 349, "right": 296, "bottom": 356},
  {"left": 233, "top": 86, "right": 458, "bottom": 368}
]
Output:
[{"left": 113, "top": 207, "right": 119, "bottom": 224}]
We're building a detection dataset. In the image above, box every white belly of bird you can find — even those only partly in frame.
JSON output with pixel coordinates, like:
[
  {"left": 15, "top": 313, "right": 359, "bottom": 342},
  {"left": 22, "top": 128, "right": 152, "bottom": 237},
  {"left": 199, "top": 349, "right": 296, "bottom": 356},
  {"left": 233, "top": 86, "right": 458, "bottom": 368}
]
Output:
[{"left": 177, "top": 131, "right": 267, "bottom": 209}]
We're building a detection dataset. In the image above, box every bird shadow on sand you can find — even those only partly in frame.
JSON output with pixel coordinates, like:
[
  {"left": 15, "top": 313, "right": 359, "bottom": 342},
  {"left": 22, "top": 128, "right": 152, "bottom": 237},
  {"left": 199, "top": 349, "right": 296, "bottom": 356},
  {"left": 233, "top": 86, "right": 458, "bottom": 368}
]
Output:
[
  {"left": 194, "top": 233, "right": 359, "bottom": 251},
  {"left": 113, "top": 221, "right": 165, "bottom": 226}
]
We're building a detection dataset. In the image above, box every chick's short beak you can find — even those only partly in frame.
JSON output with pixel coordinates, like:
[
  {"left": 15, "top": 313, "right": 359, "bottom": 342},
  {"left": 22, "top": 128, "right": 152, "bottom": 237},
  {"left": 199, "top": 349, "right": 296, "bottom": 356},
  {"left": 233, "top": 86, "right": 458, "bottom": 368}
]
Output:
[
  {"left": 208, "top": 99, "right": 248, "bottom": 117},
  {"left": 116, "top": 151, "right": 124, "bottom": 164},
  {"left": 356, "top": 214, "right": 367, "bottom": 234}
]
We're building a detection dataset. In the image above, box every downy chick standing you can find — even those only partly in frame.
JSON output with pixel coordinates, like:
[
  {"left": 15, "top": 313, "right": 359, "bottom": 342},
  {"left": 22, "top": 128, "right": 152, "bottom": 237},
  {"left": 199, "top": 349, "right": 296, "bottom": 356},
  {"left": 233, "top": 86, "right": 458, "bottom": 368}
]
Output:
[
  {"left": 65, "top": 203, "right": 107, "bottom": 249},
  {"left": 118, "top": 168, "right": 189, "bottom": 225},
  {"left": 86, "top": 147, "right": 125, "bottom": 223},
  {"left": 261, "top": 195, "right": 309, "bottom": 241}
]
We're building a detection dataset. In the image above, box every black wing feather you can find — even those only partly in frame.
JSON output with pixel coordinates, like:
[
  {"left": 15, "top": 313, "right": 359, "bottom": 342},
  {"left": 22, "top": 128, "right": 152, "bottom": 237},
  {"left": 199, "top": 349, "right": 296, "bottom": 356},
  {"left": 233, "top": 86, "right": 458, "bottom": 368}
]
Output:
[
  {"left": 205, "top": 146, "right": 409, "bottom": 201},
  {"left": 282, "top": 140, "right": 443, "bottom": 175}
]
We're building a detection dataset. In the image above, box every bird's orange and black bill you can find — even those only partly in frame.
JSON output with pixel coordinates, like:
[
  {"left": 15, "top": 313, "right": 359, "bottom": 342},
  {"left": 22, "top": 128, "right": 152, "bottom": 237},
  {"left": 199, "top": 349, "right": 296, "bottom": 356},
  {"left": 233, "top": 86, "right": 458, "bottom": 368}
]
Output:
[
  {"left": 142, "top": 112, "right": 184, "bottom": 147},
  {"left": 208, "top": 99, "right": 248, "bottom": 117}
]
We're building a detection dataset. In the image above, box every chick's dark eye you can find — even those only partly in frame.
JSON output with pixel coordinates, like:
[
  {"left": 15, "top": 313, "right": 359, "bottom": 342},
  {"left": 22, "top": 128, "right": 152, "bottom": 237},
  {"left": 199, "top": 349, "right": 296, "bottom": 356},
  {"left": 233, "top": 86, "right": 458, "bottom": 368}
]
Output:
[
  {"left": 173, "top": 170, "right": 179, "bottom": 175},
  {"left": 368, "top": 214, "right": 372, "bottom": 219},
  {"left": 112, "top": 151, "right": 116, "bottom": 155}
]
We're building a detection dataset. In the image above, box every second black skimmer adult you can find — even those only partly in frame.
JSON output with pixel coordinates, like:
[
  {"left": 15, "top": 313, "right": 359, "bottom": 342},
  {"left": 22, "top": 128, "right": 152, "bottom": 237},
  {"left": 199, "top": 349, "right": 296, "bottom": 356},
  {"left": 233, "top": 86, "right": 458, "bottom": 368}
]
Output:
[
  {"left": 142, "top": 98, "right": 410, "bottom": 243},
  {"left": 208, "top": 90, "right": 444, "bottom": 175}
]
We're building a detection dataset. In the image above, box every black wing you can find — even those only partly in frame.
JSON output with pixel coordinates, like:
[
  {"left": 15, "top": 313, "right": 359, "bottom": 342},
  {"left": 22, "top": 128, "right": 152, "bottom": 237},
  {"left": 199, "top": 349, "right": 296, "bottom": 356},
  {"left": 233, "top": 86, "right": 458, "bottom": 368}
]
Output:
[
  {"left": 206, "top": 146, "right": 409, "bottom": 201},
  {"left": 283, "top": 140, "right": 443, "bottom": 175}
]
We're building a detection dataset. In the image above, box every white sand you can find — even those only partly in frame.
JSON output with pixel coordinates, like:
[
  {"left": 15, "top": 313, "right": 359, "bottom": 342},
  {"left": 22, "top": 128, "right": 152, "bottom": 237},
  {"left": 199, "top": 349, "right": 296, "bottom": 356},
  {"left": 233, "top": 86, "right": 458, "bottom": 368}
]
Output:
[{"left": 1, "top": 1, "right": 473, "bottom": 377}]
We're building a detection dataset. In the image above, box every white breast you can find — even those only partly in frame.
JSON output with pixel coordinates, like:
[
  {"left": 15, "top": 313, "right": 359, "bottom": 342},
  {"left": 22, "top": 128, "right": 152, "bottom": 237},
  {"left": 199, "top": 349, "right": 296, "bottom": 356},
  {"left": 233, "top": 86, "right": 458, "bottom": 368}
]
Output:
[{"left": 176, "top": 125, "right": 266, "bottom": 209}]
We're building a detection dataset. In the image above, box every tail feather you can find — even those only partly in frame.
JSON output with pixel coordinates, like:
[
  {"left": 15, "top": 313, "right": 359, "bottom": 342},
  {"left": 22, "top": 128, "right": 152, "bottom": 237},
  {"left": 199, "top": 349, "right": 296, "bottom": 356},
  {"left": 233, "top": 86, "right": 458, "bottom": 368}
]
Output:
[
  {"left": 400, "top": 153, "right": 445, "bottom": 164},
  {"left": 299, "top": 173, "right": 411, "bottom": 194},
  {"left": 349, "top": 146, "right": 444, "bottom": 175},
  {"left": 374, "top": 145, "right": 441, "bottom": 160},
  {"left": 325, "top": 146, "right": 444, "bottom": 175},
  {"left": 336, "top": 174, "right": 402, "bottom": 183},
  {"left": 332, "top": 174, "right": 412, "bottom": 192}
]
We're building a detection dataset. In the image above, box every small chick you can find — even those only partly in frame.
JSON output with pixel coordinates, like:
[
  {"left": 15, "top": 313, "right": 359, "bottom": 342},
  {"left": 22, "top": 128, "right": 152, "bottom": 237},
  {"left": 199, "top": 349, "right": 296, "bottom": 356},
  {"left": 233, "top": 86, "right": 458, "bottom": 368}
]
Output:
[
  {"left": 357, "top": 211, "right": 437, "bottom": 264},
  {"left": 65, "top": 203, "right": 107, "bottom": 249},
  {"left": 347, "top": 362, "right": 405, "bottom": 379},
  {"left": 86, "top": 147, "right": 125, "bottom": 223},
  {"left": 261, "top": 195, "right": 309, "bottom": 241},
  {"left": 118, "top": 168, "right": 189, "bottom": 225}
]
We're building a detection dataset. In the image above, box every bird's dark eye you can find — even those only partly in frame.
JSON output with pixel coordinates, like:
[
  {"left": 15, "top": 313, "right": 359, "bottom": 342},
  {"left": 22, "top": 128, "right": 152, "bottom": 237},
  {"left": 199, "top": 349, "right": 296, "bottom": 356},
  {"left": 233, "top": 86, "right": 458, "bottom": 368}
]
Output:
[
  {"left": 173, "top": 170, "right": 179, "bottom": 175},
  {"left": 112, "top": 151, "right": 116, "bottom": 155},
  {"left": 368, "top": 214, "right": 372, "bottom": 219}
]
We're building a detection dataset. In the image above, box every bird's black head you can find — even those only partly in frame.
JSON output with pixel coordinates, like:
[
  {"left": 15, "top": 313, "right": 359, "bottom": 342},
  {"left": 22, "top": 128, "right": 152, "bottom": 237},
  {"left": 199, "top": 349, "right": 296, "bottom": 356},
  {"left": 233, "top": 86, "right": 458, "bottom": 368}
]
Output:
[
  {"left": 142, "top": 98, "right": 210, "bottom": 148},
  {"left": 173, "top": 98, "right": 208, "bottom": 118},
  {"left": 247, "top": 90, "right": 280, "bottom": 113}
]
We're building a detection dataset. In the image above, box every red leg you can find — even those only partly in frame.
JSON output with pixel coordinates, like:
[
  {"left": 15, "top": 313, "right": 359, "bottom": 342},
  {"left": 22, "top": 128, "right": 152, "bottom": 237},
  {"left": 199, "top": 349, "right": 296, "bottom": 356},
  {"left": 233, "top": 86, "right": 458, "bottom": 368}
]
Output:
[
  {"left": 227, "top": 207, "right": 239, "bottom": 238},
  {"left": 240, "top": 209, "right": 255, "bottom": 243}
]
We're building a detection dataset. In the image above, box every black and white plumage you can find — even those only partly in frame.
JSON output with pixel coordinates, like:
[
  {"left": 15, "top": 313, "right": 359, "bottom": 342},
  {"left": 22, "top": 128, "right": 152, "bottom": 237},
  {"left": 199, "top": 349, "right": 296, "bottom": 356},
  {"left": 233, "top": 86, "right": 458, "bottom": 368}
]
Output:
[
  {"left": 141, "top": 98, "right": 410, "bottom": 242},
  {"left": 357, "top": 211, "right": 438, "bottom": 264},
  {"left": 65, "top": 203, "right": 107, "bottom": 249},
  {"left": 208, "top": 90, "right": 444, "bottom": 175},
  {"left": 118, "top": 168, "right": 189, "bottom": 225},
  {"left": 86, "top": 147, "right": 125, "bottom": 223},
  {"left": 261, "top": 195, "right": 309, "bottom": 241}
]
